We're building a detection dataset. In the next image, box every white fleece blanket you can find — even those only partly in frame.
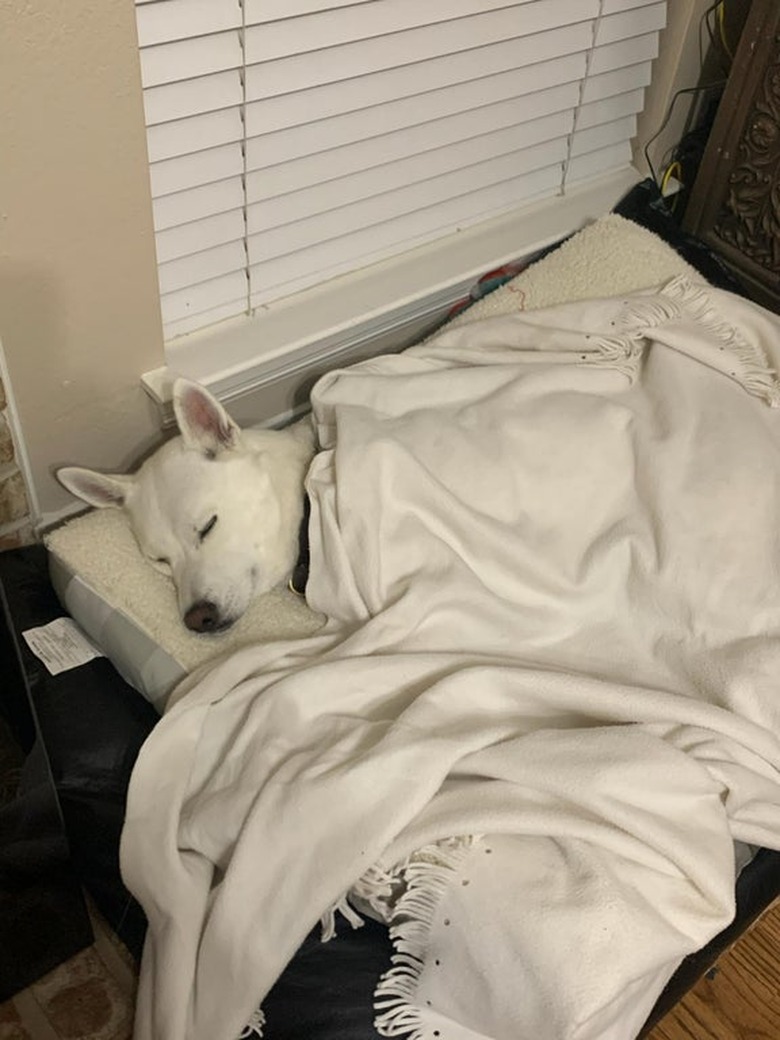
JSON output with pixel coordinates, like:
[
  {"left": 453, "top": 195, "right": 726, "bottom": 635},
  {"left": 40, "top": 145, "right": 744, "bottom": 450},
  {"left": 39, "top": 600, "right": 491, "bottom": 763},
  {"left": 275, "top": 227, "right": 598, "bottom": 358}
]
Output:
[{"left": 122, "top": 275, "right": 780, "bottom": 1040}]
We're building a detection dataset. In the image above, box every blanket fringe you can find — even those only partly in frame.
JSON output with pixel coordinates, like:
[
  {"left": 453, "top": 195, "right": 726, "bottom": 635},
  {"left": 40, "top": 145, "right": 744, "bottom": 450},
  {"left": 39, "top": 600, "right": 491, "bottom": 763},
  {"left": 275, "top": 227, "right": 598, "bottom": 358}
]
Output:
[
  {"left": 586, "top": 338, "right": 645, "bottom": 381},
  {"left": 238, "top": 1007, "right": 265, "bottom": 1038},
  {"left": 661, "top": 274, "right": 780, "bottom": 407},
  {"left": 372, "top": 837, "right": 478, "bottom": 1039},
  {"left": 581, "top": 290, "right": 683, "bottom": 384},
  {"left": 350, "top": 861, "right": 403, "bottom": 922},
  {"left": 618, "top": 293, "right": 682, "bottom": 333},
  {"left": 320, "top": 892, "right": 365, "bottom": 943}
]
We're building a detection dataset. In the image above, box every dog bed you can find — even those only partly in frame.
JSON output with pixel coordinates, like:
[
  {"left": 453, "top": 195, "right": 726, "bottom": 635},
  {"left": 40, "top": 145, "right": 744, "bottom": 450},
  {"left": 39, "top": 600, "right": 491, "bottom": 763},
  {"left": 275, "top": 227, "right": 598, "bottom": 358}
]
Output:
[
  {"left": 46, "top": 514, "right": 324, "bottom": 712},
  {"left": 44, "top": 210, "right": 700, "bottom": 712},
  {"left": 4, "top": 182, "right": 776, "bottom": 1040}
]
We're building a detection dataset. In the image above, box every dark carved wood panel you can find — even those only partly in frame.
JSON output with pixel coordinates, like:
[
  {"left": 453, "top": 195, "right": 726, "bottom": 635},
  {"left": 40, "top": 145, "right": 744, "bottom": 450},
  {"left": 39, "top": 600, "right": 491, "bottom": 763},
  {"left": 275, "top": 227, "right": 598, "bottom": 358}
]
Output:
[
  {"left": 714, "top": 43, "right": 780, "bottom": 272},
  {"left": 684, "top": 0, "right": 780, "bottom": 312}
]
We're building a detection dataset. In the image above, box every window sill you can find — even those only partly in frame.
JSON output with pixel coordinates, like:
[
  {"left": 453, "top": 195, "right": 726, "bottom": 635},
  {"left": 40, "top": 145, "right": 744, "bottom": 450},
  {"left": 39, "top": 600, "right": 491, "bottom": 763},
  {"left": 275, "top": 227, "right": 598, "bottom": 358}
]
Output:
[{"left": 142, "top": 166, "right": 640, "bottom": 429}]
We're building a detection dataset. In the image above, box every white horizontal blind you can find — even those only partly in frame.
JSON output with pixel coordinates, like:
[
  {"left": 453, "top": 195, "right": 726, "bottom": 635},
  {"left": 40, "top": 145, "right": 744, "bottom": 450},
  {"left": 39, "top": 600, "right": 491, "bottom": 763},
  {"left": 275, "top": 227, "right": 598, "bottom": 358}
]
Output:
[{"left": 135, "top": 0, "right": 666, "bottom": 340}]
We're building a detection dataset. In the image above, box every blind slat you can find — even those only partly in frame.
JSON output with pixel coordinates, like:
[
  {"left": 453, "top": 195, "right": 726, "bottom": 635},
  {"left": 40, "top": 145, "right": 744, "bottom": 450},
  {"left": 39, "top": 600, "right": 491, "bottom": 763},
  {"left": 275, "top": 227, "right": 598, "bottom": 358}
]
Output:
[
  {"left": 248, "top": 165, "right": 562, "bottom": 306},
  {"left": 582, "top": 61, "right": 652, "bottom": 104},
  {"left": 578, "top": 90, "right": 645, "bottom": 130},
  {"left": 602, "top": 0, "right": 662, "bottom": 11},
  {"left": 133, "top": 0, "right": 664, "bottom": 340},
  {"left": 245, "top": 0, "right": 542, "bottom": 60},
  {"left": 245, "top": 81, "right": 581, "bottom": 178},
  {"left": 140, "top": 31, "right": 241, "bottom": 89},
  {"left": 152, "top": 177, "right": 244, "bottom": 232},
  {"left": 249, "top": 130, "right": 570, "bottom": 232},
  {"left": 596, "top": 4, "right": 666, "bottom": 47},
  {"left": 143, "top": 70, "right": 242, "bottom": 126},
  {"left": 244, "top": 1, "right": 601, "bottom": 84},
  {"left": 146, "top": 108, "right": 244, "bottom": 164},
  {"left": 245, "top": 22, "right": 593, "bottom": 107},
  {"left": 158, "top": 240, "right": 247, "bottom": 296},
  {"left": 136, "top": 0, "right": 240, "bottom": 49},
  {"left": 161, "top": 270, "right": 247, "bottom": 326},
  {"left": 149, "top": 143, "right": 244, "bottom": 199},
  {"left": 247, "top": 139, "right": 568, "bottom": 262},
  {"left": 590, "top": 33, "right": 659, "bottom": 78},
  {"left": 164, "top": 298, "right": 249, "bottom": 340},
  {"left": 247, "top": 107, "right": 573, "bottom": 208},
  {"left": 571, "top": 115, "right": 637, "bottom": 157},
  {"left": 246, "top": 0, "right": 375, "bottom": 20},
  {"left": 245, "top": 52, "right": 585, "bottom": 144},
  {"left": 567, "top": 141, "right": 632, "bottom": 182},
  {"left": 155, "top": 209, "right": 246, "bottom": 265}
]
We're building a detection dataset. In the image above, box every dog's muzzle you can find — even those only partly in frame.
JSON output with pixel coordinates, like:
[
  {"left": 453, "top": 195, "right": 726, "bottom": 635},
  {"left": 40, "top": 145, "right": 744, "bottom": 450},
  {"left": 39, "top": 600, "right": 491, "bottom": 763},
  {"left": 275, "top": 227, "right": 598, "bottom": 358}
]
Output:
[{"left": 184, "top": 600, "right": 230, "bottom": 633}]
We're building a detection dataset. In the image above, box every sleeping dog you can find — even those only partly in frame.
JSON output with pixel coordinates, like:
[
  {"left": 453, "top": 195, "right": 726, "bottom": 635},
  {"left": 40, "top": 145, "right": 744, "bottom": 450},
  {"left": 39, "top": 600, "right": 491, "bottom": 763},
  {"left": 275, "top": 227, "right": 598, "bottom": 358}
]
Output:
[{"left": 58, "top": 380, "right": 314, "bottom": 633}]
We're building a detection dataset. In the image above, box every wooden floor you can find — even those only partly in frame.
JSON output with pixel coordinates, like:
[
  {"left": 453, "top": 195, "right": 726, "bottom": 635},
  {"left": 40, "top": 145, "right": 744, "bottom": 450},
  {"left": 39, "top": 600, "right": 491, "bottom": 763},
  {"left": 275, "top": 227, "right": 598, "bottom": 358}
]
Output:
[{"left": 647, "top": 898, "right": 780, "bottom": 1040}]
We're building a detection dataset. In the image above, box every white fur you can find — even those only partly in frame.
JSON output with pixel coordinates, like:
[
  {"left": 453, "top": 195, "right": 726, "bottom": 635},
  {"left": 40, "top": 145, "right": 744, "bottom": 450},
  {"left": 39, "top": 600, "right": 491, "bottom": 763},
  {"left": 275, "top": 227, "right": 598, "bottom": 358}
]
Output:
[{"left": 57, "top": 379, "right": 314, "bottom": 632}]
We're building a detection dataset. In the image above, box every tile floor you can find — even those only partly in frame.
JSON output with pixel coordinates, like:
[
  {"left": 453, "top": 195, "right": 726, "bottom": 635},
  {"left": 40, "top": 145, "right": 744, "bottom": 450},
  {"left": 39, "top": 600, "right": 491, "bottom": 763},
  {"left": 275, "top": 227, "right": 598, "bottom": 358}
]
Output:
[
  {"left": 0, "top": 900, "right": 136, "bottom": 1040},
  {"left": 0, "top": 716, "right": 137, "bottom": 1040}
]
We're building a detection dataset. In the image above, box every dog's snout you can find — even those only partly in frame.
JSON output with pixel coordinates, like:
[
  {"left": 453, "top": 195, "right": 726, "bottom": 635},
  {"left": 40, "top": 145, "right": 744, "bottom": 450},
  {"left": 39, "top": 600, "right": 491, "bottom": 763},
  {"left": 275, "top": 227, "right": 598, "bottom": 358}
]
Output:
[{"left": 184, "top": 600, "right": 225, "bottom": 633}]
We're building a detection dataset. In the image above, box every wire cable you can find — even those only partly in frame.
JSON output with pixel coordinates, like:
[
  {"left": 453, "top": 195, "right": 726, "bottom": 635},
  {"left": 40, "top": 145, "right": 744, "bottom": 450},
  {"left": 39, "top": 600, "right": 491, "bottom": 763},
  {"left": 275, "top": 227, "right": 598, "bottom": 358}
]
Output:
[
  {"left": 643, "top": 82, "right": 726, "bottom": 185},
  {"left": 660, "top": 160, "right": 682, "bottom": 195},
  {"left": 718, "top": 2, "right": 734, "bottom": 61},
  {"left": 660, "top": 160, "right": 683, "bottom": 211}
]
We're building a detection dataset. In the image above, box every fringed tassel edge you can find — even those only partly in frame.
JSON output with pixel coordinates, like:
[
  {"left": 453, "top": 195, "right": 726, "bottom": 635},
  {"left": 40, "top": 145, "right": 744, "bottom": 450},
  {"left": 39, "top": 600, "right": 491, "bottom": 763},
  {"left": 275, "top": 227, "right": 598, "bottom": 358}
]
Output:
[
  {"left": 350, "top": 860, "right": 402, "bottom": 922},
  {"left": 320, "top": 893, "right": 365, "bottom": 943},
  {"left": 577, "top": 296, "right": 677, "bottom": 383},
  {"left": 238, "top": 1007, "right": 265, "bottom": 1039},
  {"left": 582, "top": 338, "right": 645, "bottom": 381},
  {"left": 661, "top": 274, "right": 780, "bottom": 407},
  {"left": 580, "top": 286, "right": 684, "bottom": 385},
  {"left": 372, "top": 836, "right": 479, "bottom": 1039}
]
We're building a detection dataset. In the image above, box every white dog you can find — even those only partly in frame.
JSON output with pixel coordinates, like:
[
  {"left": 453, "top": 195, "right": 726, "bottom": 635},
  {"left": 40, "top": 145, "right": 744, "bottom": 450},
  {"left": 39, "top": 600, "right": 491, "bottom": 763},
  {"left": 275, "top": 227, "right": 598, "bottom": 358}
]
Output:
[{"left": 58, "top": 379, "right": 314, "bottom": 632}]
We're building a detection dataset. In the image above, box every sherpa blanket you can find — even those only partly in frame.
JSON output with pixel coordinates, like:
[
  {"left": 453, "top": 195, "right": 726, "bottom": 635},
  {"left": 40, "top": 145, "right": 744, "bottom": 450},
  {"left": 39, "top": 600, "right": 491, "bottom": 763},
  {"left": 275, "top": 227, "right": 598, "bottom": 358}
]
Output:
[{"left": 122, "top": 275, "right": 780, "bottom": 1040}]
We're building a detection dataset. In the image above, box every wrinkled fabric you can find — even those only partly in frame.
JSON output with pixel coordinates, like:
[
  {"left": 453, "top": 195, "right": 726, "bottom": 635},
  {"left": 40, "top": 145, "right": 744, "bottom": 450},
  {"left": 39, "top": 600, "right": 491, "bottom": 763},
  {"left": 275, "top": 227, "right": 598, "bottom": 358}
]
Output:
[{"left": 123, "top": 278, "right": 780, "bottom": 1040}]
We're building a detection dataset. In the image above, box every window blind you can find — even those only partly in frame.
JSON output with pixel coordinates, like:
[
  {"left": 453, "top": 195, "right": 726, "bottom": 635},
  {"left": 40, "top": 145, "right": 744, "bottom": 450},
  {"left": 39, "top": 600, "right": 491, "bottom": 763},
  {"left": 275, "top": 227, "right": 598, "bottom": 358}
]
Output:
[{"left": 135, "top": 0, "right": 666, "bottom": 341}]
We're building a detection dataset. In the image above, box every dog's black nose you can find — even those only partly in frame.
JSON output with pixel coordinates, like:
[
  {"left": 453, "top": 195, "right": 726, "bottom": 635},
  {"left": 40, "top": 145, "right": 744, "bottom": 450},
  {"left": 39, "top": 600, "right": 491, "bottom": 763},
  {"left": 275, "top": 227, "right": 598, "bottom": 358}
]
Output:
[{"left": 184, "top": 600, "right": 222, "bottom": 633}]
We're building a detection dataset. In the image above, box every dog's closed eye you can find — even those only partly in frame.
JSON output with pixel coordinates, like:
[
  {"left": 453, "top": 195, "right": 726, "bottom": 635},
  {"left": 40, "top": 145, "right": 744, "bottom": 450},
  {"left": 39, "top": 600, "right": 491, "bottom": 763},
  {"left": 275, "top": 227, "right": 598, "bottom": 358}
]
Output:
[
  {"left": 149, "top": 556, "right": 171, "bottom": 575},
  {"left": 198, "top": 514, "right": 218, "bottom": 542}
]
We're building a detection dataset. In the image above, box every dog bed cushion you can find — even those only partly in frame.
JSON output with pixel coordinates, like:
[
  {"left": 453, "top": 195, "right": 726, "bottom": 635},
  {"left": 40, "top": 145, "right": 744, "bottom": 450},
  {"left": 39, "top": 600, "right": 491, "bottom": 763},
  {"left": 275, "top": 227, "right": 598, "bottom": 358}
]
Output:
[
  {"left": 46, "top": 519, "right": 323, "bottom": 712},
  {"left": 45, "top": 213, "right": 698, "bottom": 710}
]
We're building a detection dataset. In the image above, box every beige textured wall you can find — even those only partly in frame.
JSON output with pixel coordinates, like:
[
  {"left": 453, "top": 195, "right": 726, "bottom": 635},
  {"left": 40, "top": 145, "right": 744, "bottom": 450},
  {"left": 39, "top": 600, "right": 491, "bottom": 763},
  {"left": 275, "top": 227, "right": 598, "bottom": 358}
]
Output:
[{"left": 0, "top": 0, "right": 164, "bottom": 522}]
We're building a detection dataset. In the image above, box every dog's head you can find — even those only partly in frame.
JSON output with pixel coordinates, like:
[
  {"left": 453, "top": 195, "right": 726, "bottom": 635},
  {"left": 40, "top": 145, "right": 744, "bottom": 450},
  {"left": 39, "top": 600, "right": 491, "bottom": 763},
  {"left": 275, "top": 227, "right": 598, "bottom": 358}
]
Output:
[{"left": 58, "top": 379, "right": 311, "bottom": 633}]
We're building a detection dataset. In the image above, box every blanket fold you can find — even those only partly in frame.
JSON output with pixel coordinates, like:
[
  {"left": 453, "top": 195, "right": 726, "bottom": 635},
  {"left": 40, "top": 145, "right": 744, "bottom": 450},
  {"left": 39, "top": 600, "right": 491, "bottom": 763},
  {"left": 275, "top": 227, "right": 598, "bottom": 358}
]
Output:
[{"left": 122, "top": 277, "right": 780, "bottom": 1040}]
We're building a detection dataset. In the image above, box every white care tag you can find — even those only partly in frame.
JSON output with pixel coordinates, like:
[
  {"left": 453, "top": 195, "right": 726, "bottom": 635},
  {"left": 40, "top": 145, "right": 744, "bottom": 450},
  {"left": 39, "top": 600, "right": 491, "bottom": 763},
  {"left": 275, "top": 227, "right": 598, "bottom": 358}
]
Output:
[{"left": 22, "top": 617, "right": 104, "bottom": 675}]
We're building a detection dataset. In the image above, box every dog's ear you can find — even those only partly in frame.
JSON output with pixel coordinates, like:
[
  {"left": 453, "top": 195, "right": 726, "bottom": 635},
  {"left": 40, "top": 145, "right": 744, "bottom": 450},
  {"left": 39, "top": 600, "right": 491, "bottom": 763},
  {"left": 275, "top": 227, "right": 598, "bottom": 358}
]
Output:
[
  {"left": 172, "top": 378, "right": 241, "bottom": 456},
  {"left": 57, "top": 467, "right": 134, "bottom": 509}
]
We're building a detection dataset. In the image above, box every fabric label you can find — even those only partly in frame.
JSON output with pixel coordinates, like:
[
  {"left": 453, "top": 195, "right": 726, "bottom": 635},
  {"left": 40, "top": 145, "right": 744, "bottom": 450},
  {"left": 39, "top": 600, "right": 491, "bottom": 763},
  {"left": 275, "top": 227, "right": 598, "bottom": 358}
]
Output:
[{"left": 22, "top": 617, "right": 104, "bottom": 675}]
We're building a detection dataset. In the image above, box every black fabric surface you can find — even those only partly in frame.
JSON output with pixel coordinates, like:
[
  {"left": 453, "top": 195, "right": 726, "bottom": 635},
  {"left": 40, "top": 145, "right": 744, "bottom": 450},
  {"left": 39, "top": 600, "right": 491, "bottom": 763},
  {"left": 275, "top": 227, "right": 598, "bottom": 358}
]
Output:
[
  {"left": 0, "top": 545, "right": 156, "bottom": 961},
  {"left": 0, "top": 548, "right": 96, "bottom": 996},
  {"left": 262, "top": 920, "right": 393, "bottom": 1039},
  {"left": 613, "top": 178, "right": 746, "bottom": 295}
]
